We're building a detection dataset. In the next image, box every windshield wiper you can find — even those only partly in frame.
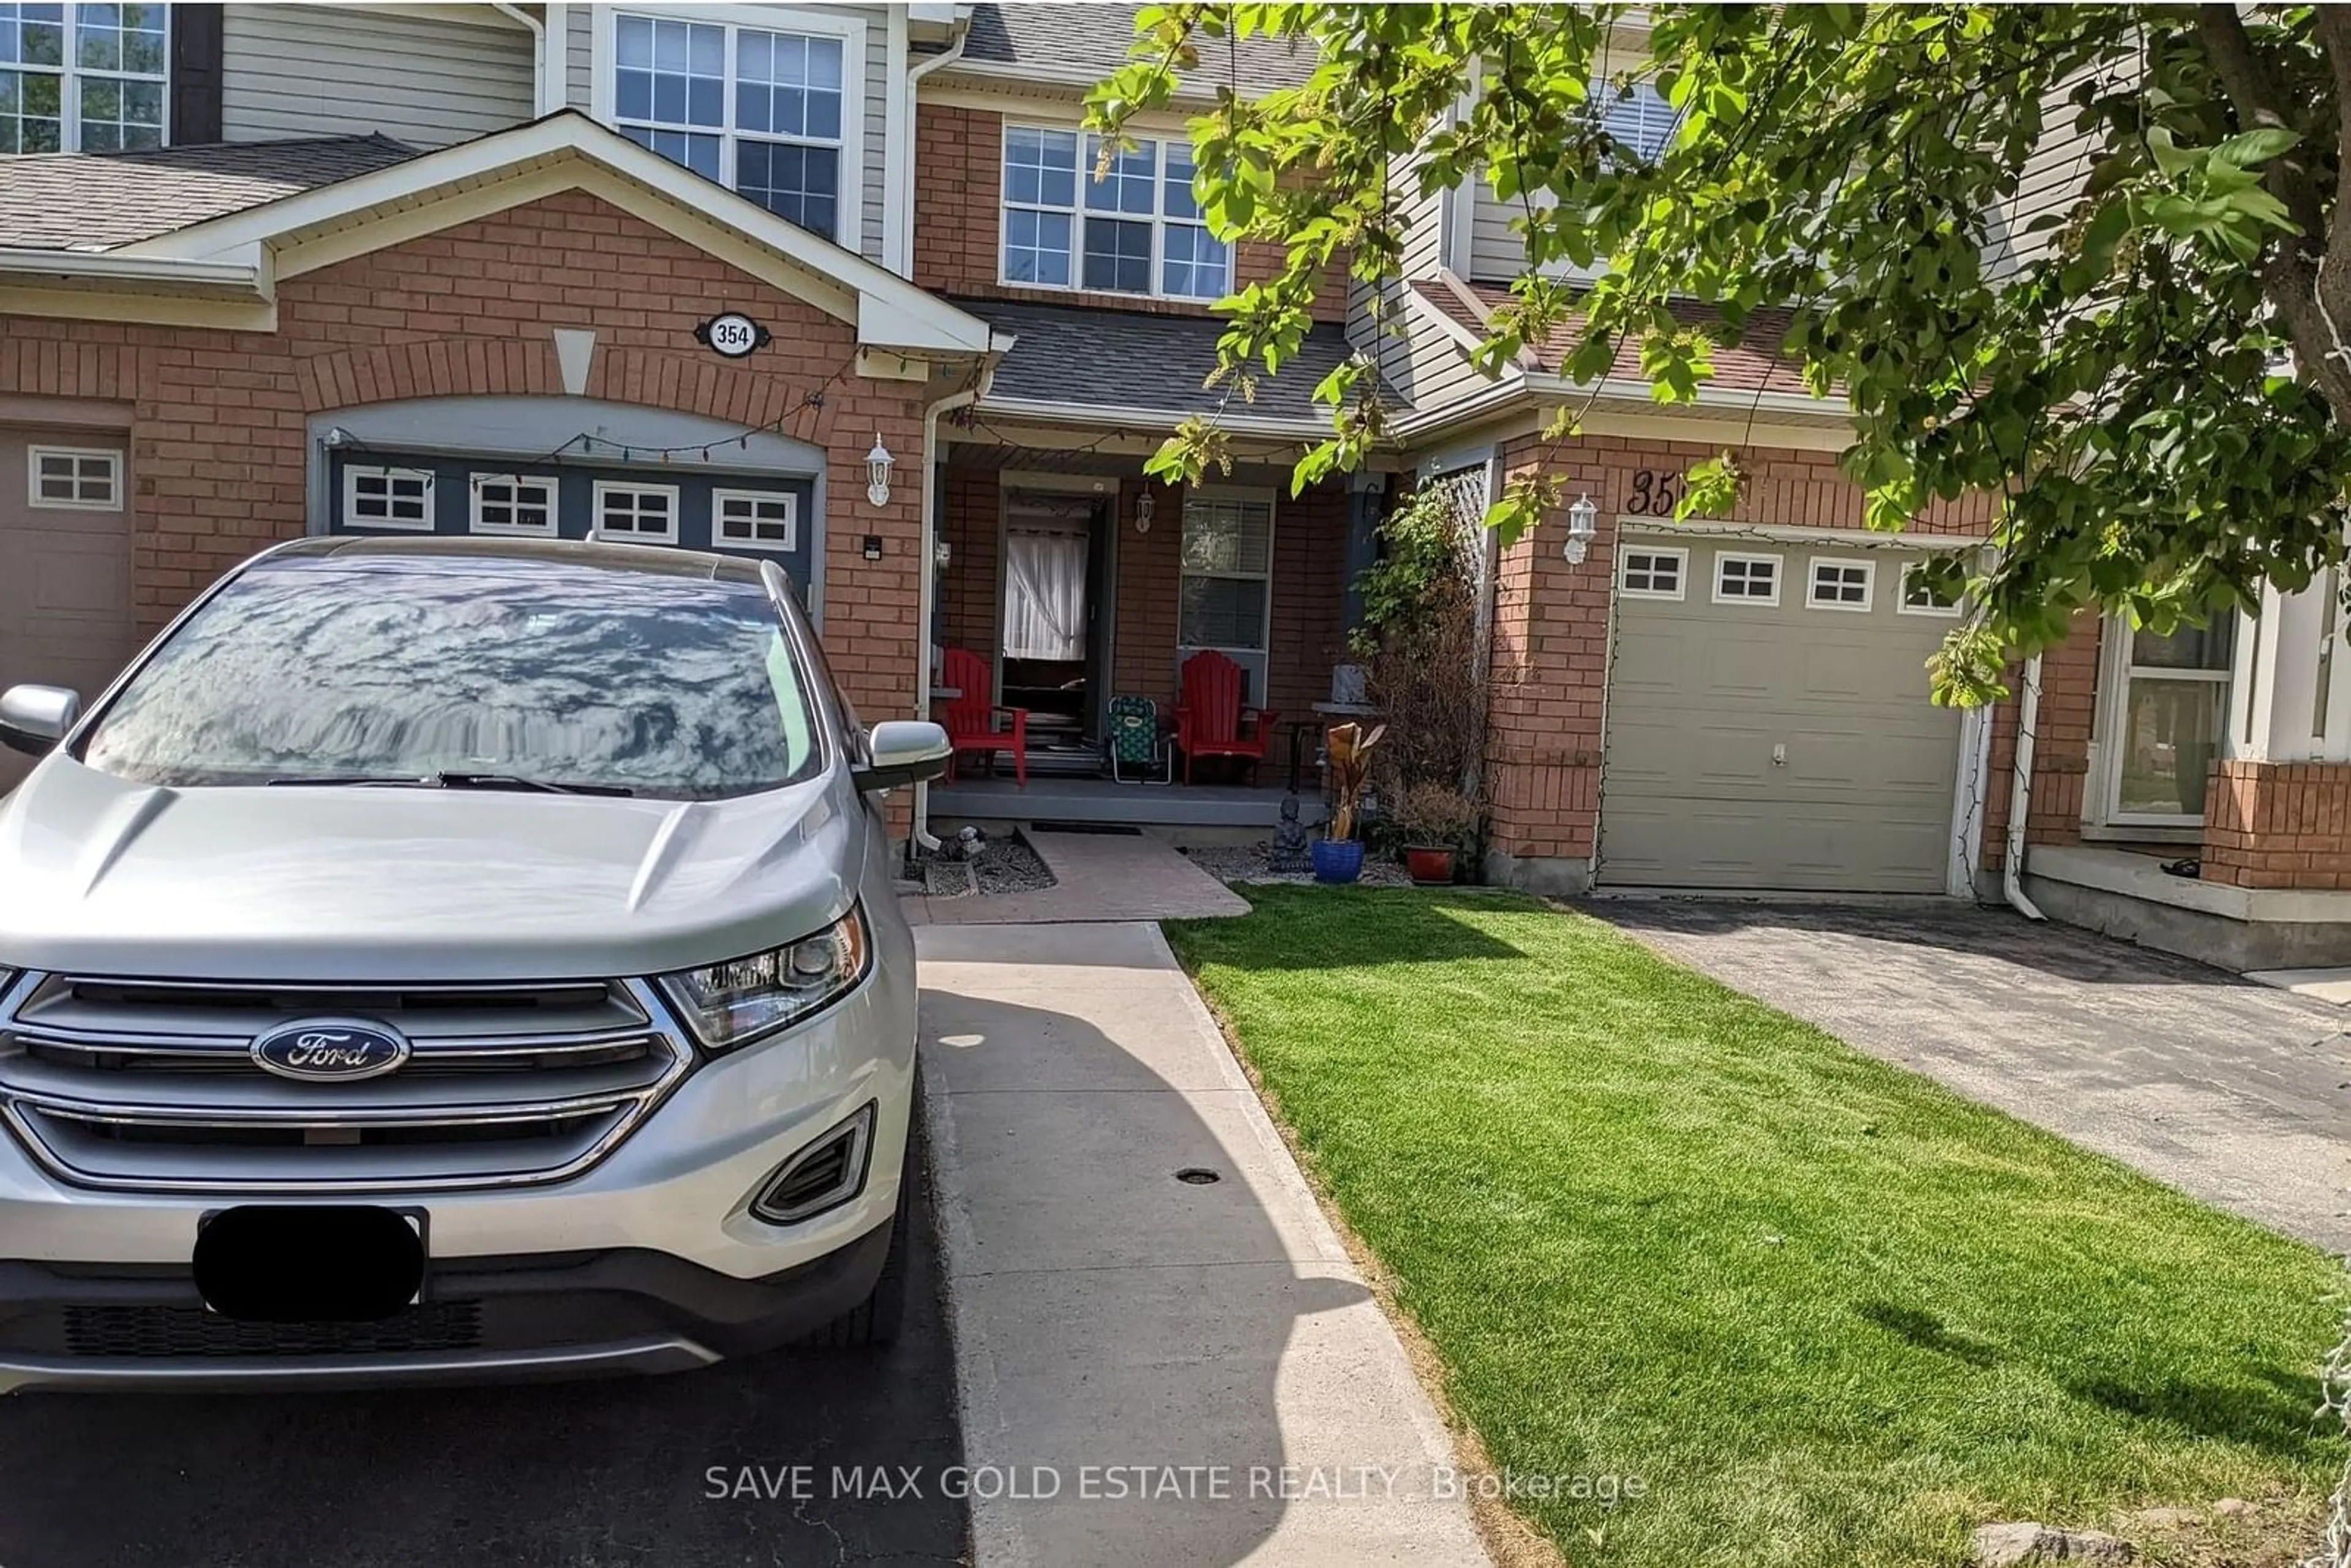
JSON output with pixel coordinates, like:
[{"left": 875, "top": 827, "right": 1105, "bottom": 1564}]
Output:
[
  {"left": 432, "top": 772, "right": 636, "bottom": 797},
  {"left": 264, "top": 773, "right": 634, "bottom": 797}
]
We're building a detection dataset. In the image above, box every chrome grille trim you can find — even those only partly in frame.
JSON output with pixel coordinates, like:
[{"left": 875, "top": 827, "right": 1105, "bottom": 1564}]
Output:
[{"left": 0, "top": 975, "right": 692, "bottom": 1195}]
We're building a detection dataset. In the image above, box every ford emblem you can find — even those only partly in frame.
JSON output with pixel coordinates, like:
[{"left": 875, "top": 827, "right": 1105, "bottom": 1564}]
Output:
[{"left": 250, "top": 1018, "right": 411, "bottom": 1082}]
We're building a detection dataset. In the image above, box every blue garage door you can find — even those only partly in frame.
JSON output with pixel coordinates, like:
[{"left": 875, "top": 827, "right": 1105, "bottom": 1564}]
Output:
[{"left": 326, "top": 453, "right": 818, "bottom": 599}]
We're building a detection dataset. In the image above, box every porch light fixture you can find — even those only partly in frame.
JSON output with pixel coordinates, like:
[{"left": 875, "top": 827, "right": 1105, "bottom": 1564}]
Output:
[
  {"left": 865, "top": 435, "right": 894, "bottom": 508},
  {"left": 1564, "top": 492, "right": 1599, "bottom": 565},
  {"left": 1134, "top": 491, "right": 1155, "bottom": 534}
]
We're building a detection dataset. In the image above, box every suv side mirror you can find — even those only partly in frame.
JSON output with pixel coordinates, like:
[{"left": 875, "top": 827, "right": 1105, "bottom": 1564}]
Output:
[
  {"left": 852, "top": 721, "right": 951, "bottom": 793},
  {"left": 0, "top": 685, "right": 82, "bottom": 758}
]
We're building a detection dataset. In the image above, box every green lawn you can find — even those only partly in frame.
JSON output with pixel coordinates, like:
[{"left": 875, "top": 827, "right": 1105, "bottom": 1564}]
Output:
[{"left": 1164, "top": 887, "right": 2346, "bottom": 1568}]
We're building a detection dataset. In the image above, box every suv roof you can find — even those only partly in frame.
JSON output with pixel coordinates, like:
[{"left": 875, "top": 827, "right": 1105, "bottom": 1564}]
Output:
[{"left": 269, "top": 535, "right": 771, "bottom": 585}]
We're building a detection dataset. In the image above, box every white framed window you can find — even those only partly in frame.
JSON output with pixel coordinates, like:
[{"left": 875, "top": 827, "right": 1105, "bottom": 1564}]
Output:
[
  {"left": 2098, "top": 616, "right": 2234, "bottom": 826},
  {"left": 1712, "top": 552, "right": 1781, "bottom": 606},
  {"left": 1618, "top": 546, "right": 1687, "bottom": 601},
  {"left": 342, "top": 465, "right": 435, "bottom": 530},
  {"left": 713, "top": 488, "right": 797, "bottom": 551},
  {"left": 1899, "top": 558, "right": 1964, "bottom": 617},
  {"left": 1178, "top": 493, "right": 1275, "bottom": 692},
  {"left": 609, "top": 10, "right": 848, "bottom": 241},
  {"left": 1807, "top": 557, "right": 1875, "bottom": 611},
  {"left": 1001, "top": 123, "right": 1232, "bottom": 301},
  {"left": 469, "top": 473, "right": 558, "bottom": 536},
  {"left": 1, "top": 3, "right": 168, "bottom": 155},
  {"left": 591, "top": 480, "right": 678, "bottom": 544},
  {"left": 1594, "top": 78, "right": 1677, "bottom": 163},
  {"left": 26, "top": 444, "right": 121, "bottom": 509}
]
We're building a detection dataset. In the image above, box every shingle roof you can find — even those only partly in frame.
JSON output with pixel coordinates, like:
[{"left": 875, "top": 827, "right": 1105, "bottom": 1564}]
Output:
[
  {"left": 0, "top": 135, "right": 419, "bottom": 251},
  {"left": 962, "top": 4, "right": 1317, "bottom": 96},
  {"left": 961, "top": 298, "right": 1367, "bottom": 424},
  {"left": 1444, "top": 280, "right": 1816, "bottom": 396}
]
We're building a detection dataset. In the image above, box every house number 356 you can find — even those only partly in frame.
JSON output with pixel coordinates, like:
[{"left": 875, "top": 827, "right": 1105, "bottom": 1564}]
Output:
[{"left": 1623, "top": 469, "right": 1685, "bottom": 516}]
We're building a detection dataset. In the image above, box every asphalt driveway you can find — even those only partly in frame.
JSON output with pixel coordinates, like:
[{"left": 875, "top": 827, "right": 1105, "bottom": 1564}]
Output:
[
  {"left": 0, "top": 1202, "right": 964, "bottom": 1568},
  {"left": 1596, "top": 901, "right": 2351, "bottom": 1252}
]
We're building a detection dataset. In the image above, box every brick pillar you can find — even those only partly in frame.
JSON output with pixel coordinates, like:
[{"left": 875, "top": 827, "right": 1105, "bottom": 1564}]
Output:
[{"left": 2202, "top": 760, "right": 2351, "bottom": 888}]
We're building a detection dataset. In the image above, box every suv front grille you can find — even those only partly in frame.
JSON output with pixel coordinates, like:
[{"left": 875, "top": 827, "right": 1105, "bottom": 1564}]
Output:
[
  {"left": 0, "top": 973, "right": 691, "bottom": 1193},
  {"left": 63, "top": 1300, "right": 484, "bottom": 1358}
]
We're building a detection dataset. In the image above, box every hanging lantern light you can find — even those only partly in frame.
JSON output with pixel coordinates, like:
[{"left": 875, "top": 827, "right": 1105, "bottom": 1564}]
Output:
[{"left": 866, "top": 434, "right": 894, "bottom": 507}]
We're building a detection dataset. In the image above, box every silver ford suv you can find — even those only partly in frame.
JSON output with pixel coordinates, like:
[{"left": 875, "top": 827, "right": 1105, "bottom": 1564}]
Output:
[{"left": 0, "top": 536, "right": 950, "bottom": 1391}]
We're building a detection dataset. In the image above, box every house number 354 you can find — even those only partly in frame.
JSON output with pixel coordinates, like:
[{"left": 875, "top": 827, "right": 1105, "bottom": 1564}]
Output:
[{"left": 1623, "top": 469, "right": 1685, "bottom": 516}]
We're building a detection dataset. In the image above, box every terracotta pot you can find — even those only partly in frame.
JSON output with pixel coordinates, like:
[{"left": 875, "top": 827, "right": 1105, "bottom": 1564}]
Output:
[{"left": 1404, "top": 845, "right": 1455, "bottom": 886}]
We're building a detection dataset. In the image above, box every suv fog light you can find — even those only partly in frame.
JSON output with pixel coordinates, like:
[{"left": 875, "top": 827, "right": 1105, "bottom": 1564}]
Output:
[{"left": 751, "top": 1101, "right": 876, "bottom": 1225}]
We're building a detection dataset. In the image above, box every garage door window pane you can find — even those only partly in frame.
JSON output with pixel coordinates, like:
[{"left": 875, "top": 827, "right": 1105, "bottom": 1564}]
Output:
[
  {"left": 1619, "top": 548, "right": 1685, "bottom": 599},
  {"left": 1808, "top": 558, "right": 1873, "bottom": 610},
  {"left": 714, "top": 490, "right": 797, "bottom": 550},
  {"left": 593, "top": 482, "right": 678, "bottom": 543},
  {"left": 471, "top": 474, "right": 557, "bottom": 536},
  {"left": 28, "top": 446, "right": 121, "bottom": 509},
  {"left": 1714, "top": 554, "right": 1779, "bottom": 604},
  {"left": 343, "top": 467, "right": 433, "bottom": 530}
]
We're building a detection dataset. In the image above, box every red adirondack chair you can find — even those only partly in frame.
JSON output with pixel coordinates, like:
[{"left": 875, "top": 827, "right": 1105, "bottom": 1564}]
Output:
[
  {"left": 1172, "top": 650, "right": 1278, "bottom": 785},
  {"left": 938, "top": 647, "right": 1029, "bottom": 785}
]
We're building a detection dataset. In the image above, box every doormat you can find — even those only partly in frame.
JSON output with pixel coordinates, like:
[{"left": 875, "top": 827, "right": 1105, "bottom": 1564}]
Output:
[{"left": 1026, "top": 822, "right": 1145, "bottom": 836}]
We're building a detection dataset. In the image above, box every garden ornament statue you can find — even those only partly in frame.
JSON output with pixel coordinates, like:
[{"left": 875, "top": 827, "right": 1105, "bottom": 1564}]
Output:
[{"left": 1269, "top": 793, "right": 1312, "bottom": 872}]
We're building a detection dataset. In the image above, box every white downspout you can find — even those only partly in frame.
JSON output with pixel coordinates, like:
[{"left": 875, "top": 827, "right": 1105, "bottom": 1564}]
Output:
[
  {"left": 896, "top": 19, "right": 972, "bottom": 275},
  {"left": 911, "top": 370, "right": 989, "bottom": 856},
  {"left": 2002, "top": 653, "right": 2046, "bottom": 920},
  {"left": 491, "top": 3, "right": 550, "bottom": 117}
]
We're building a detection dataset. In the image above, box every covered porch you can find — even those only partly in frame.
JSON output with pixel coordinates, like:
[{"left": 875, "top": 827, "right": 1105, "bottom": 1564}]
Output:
[{"left": 923, "top": 302, "right": 1389, "bottom": 828}]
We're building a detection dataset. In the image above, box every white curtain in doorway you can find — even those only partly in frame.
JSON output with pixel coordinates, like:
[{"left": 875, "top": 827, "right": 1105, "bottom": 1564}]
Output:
[{"left": 1002, "top": 528, "right": 1088, "bottom": 661}]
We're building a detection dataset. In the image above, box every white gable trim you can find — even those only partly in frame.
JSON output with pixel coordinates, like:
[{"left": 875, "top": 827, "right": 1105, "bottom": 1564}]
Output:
[{"left": 114, "top": 111, "right": 991, "bottom": 354}]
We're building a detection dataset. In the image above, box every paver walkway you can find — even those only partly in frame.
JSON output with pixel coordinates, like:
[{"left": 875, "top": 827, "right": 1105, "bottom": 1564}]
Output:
[
  {"left": 905, "top": 830, "right": 1248, "bottom": 925},
  {"left": 919, "top": 920, "right": 1491, "bottom": 1567},
  {"left": 1597, "top": 900, "right": 2351, "bottom": 1251}
]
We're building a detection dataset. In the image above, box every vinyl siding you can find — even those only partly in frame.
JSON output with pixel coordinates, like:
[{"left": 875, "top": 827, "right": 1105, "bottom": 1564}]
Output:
[
  {"left": 220, "top": 4, "right": 534, "bottom": 148},
  {"left": 1986, "top": 74, "right": 2101, "bottom": 281},
  {"left": 1468, "top": 185, "right": 1530, "bottom": 283},
  {"left": 1348, "top": 150, "right": 1458, "bottom": 411},
  {"left": 566, "top": 4, "right": 891, "bottom": 265}
]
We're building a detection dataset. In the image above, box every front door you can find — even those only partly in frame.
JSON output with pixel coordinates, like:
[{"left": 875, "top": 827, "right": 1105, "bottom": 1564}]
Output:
[{"left": 999, "top": 492, "right": 1106, "bottom": 765}]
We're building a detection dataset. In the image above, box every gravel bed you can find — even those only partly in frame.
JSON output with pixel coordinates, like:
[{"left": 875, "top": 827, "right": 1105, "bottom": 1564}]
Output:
[
  {"left": 1182, "top": 842, "right": 1420, "bottom": 888},
  {"left": 917, "top": 829, "right": 1058, "bottom": 898}
]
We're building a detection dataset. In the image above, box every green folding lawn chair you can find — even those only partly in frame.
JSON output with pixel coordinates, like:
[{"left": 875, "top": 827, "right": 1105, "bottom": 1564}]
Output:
[{"left": 1106, "top": 695, "right": 1172, "bottom": 784}]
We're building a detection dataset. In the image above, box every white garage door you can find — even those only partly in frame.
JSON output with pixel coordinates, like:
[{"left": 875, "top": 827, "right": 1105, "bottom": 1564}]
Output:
[
  {"left": 0, "top": 431, "right": 139, "bottom": 789},
  {"left": 1599, "top": 536, "right": 1964, "bottom": 893}
]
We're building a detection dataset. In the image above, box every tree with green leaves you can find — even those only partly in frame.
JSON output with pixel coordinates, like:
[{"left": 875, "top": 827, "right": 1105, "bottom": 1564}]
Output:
[{"left": 1087, "top": 3, "right": 2351, "bottom": 705}]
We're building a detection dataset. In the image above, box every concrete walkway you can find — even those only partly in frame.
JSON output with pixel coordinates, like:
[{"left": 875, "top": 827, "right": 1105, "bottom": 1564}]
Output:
[
  {"left": 906, "top": 831, "right": 1248, "bottom": 926},
  {"left": 1597, "top": 901, "right": 2351, "bottom": 1251},
  {"left": 919, "top": 921, "right": 1490, "bottom": 1567}
]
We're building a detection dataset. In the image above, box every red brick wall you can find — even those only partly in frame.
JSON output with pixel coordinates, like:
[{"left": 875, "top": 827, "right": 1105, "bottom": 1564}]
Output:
[
  {"left": 2202, "top": 760, "right": 2351, "bottom": 888},
  {"left": 913, "top": 102, "right": 1346, "bottom": 323},
  {"left": 938, "top": 461, "right": 1002, "bottom": 656},
  {"left": 1976, "top": 613, "right": 2102, "bottom": 866},
  {"left": 1112, "top": 476, "right": 1184, "bottom": 705},
  {"left": 1264, "top": 480, "right": 1348, "bottom": 724},
  {"left": 0, "top": 189, "right": 937, "bottom": 756},
  {"left": 1483, "top": 433, "right": 2001, "bottom": 873}
]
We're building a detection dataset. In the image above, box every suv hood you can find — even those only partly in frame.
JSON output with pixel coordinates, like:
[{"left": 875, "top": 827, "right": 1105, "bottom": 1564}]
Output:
[{"left": 0, "top": 758, "right": 864, "bottom": 982}]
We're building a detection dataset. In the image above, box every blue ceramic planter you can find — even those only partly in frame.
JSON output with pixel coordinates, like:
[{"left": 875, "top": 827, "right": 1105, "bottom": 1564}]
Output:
[{"left": 1310, "top": 838, "right": 1365, "bottom": 884}]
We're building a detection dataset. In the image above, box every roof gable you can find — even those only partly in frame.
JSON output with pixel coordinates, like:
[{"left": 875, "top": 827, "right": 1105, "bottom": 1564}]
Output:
[{"left": 0, "top": 135, "right": 418, "bottom": 252}]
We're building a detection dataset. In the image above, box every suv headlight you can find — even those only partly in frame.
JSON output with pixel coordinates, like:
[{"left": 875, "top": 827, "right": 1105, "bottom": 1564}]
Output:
[{"left": 657, "top": 906, "right": 872, "bottom": 1052}]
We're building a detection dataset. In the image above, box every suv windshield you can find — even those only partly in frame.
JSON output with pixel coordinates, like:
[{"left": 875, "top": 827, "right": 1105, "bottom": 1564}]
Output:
[{"left": 80, "top": 554, "right": 825, "bottom": 799}]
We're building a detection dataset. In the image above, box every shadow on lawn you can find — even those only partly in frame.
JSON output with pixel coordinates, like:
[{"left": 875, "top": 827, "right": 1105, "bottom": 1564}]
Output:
[
  {"left": 2063, "top": 1371, "right": 2328, "bottom": 1460},
  {"left": 1175, "top": 890, "right": 1532, "bottom": 972},
  {"left": 1856, "top": 1300, "right": 2002, "bottom": 1368},
  {"left": 1591, "top": 898, "right": 2269, "bottom": 989}
]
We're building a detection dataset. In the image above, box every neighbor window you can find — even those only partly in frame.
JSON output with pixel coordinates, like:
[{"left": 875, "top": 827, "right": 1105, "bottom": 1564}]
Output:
[
  {"left": 713, "top": 489, "right": 797, "bottom": 551},
  {"left": 2105, "top": 618, "right": 2233, "bottom": 823},
  {"left": 591, "top": 480, "right": 678, "bottom": 544},
  {"left": 1618, "top": 547, "right": 1686, "bottom": 600},
  {"left": 469, "top": 473, "right": 557, "bottom": 536},
  {"left": 1000, "top": 124, "right": 1232, "bottom": 301},
  {"left": 1594, "top": 78, "right": 1676, "bottom": 163},
  {"left": 612, "top": 12, "right": 844, "bottom": 240},
  {"left": 1713, "top": 553, "right": 1780, "bottom": 605},
  {"left": 26, "top": 445, "right": 121, "bottom": 508},
  {"left": 1179, "top": 495, "right": 1272, "bottom": 653},
  {"left": 342, "top": 466, "right": 435, "bottom": 530},
  {"left": 0, "top": 3, "right": 168, "bottom": 154},
  {"left": 1807, "top": 557, "right": 1874, "bottom": 610}
]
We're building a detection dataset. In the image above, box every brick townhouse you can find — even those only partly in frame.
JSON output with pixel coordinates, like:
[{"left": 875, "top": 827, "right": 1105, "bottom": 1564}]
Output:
[{"left": 1, "top": 1, "right": 2345, "bottom": 969}]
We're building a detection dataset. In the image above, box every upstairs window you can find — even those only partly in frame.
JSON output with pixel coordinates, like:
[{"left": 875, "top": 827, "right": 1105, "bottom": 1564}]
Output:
[
  {"left": 612, "top": 12, "right": 845, "bottom": 242},
  {"left": 1594, "top": 78, "right": 1676, "bottom": 164},
  {"left": 1001, "top": 125, "right": 1232, "bottom": 301},
  {"left": 1, "top": 3, "right": 168, "bottom": 154}
]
